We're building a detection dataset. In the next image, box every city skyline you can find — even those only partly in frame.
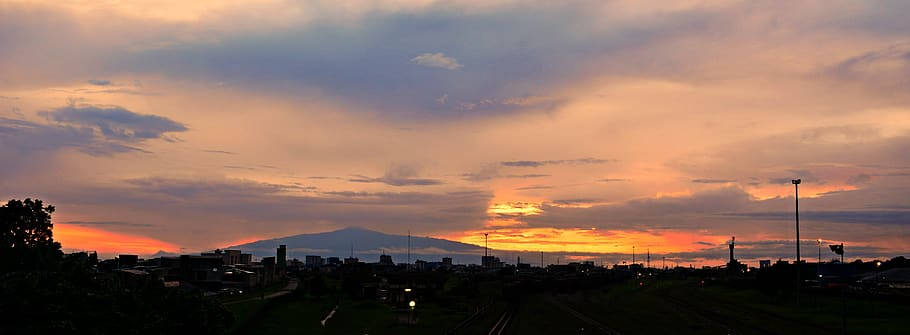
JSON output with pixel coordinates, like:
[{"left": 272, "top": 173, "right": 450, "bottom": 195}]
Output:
[{"left": 2, "top": 1, "right": 909, "bottom": 263}]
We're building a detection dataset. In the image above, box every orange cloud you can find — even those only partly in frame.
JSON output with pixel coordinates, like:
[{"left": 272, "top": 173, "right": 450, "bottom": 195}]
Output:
[
  {"left": 441, "top": 227, "right": 727, "bottom": 254},
  {"left": 54, "top": 225, "right": 177, "bottom": 256}
]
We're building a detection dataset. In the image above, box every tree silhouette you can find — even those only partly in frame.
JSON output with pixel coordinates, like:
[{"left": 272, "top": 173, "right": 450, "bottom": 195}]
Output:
[
  {"left": 1, "top": 198, "right": 62, "bottom": 273},
  {"left": 0, "top": 198, "right": 233, "bottom": 334}
]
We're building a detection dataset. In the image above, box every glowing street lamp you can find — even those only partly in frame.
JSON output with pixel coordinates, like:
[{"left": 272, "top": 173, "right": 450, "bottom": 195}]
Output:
[{"left": 408, "top": 300, "right": 417, "bottom": 325}]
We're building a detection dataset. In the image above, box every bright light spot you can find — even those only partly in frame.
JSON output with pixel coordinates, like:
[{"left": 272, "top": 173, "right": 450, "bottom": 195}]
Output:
[
  {"left": 408, "top": 300, "right": 416, "bottom": 308},
  {"left": 487, "top": 202, "right": 541, "bottom": 216}
]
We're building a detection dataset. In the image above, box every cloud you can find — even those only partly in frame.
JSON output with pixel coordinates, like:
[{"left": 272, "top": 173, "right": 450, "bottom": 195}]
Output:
[
  {"left": 516, "top": 185, "right": 553, "bottom": 191},
  {"left": 87, "top": 79, "right": 111, "bottom": 86},
  {"left": 460, "top": 165, "right": 550, "bottom": 182},
  {"left": 501, "top": 158, "right": 614, "bottom": 168},
  {"left": 0, "top": 117, "right": 141, "bottom": 156},
  {"left": 411, "top": 52, "right": 462, "bottom": 70},
  {"left": 202, "top": 149, "right": 236, "bottom": 155},
  {"left": 41, "top": 104, "right": 187, "bottom": 142},
  {"left": 722, "top": 210, "right": 910, "bottom": 225},
  {"left": 768, "top": 169, "right": 824, "bottom": 185},
  {"left": 691, "top": 178, "right": 736, "bottom": 184},
  {"left": 45, "top": 176, "right": 493, "bottom": 246},
  {"left": 830, "top": 42, "right": 910, "bottom": 84},
  {"left": 348, "top": 165, "right": 443, "bottom": 186},
  {"left": 61, "top": 221, "right": 154, "bottom": 228},
  {"left": 598, "top": 178, "right": 629, "bottom": 182},
  {"left": 847, "top": 173, "right": 872, "bottom": 185}
]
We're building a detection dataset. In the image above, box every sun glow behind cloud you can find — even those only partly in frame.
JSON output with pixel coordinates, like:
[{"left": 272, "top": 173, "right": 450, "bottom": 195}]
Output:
[{"left": 442, "top": 227, "right": 728, "bottom": 255}]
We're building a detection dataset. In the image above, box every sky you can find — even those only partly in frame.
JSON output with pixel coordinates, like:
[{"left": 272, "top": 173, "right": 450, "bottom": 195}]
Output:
[{"left": 1, "top": 0, "right": 908, "bottom": 264}]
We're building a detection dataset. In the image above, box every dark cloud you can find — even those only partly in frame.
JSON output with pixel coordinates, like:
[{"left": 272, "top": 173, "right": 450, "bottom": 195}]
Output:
[
  {"left": 515, "top": 185, "right": 553, "bottom": 191},
  {"left": 829, "top": 42, "right": 910, "bottom": 85},
  {"left": 501, "top": 158, "right": 614, "bottom": 168},
  {"left": 846, "top": 173, "right": 872, "bottom": 185},
  {"left": 87, "top": 79, "right": 111, "bottom": 86},
  {"left": 41, "top": 104, "right": 187, "bottom": 142},
  {"left": 691, "top": 178, "right": 737, "bottom": 184},
  {"left": 722, "top": 210, "right": 910, "bottom": 225},
  {"left": 61, "top": 221, "right": 153, "bottom": 228},
  {"left": 202, "top": 149, "right": 236, "bottom": 155},
  {"left": 548, "top": 199, "right": 599, "bottom": 206},
  {"left": 0, "top": 1, "right": 734, "bottom": 119},
  {"left": 598, "top": 178, "right": 629, "bottom": 182},
  {"left": 522, "top": 185, "right": 910, "bottom": 249},
  {"left": 768, "top": 169, "right": 823, "bottom": 185},
  {"left": 223, "top": 165, "right": 257, "bottom": 170},
  {"left": 0, "top": 117, "right": 141, "bottom": 156},
  {"left": 348, "top": 165, "right": 443, "bottom": 186},
  {"left": 460, "top": 165, "right": 551, "bottom": 182},
  {"left": 47, "top": 177, "right": 492, "bottom": 245}
]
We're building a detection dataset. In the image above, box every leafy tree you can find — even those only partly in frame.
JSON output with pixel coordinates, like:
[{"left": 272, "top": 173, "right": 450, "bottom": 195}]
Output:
[{"left": 0, "top": 198, "right": 62, "bottom": 272}]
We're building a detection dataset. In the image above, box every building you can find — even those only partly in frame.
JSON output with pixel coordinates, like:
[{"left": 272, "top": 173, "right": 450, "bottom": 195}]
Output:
[
  {"left": 119, "top": 254, "right": 139, "bottom": 268},
  {"left": 277, "top": 245, "right": 287, "bottom": 273},
  {"left": 344, "top": 257, "right": 360, "bottom": 265},
  {"left": 759, "top": 260, "right": 771, "bottom": 269},
  {"left": 178, "top": 255, "right": 224, "bottom": 287},
  {"left": 222, "top": 249, "right": 252, "bottom": 265},
  {"left": 306, "top": 255, "right": 324, "bottom": 268},
  {"left": 482, "top": 255, "right": 502, "bottom": 268},
  {"left": 442, "top": 257, "right": 453, "bottom": 266},
  {"left": 379, "top": 254, "right": 394, "bottom": 266}
]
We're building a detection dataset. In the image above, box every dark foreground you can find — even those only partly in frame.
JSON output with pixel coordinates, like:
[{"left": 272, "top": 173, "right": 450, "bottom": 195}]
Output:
[{"left": 229, "top": 278, "right": 910, "bottom": 335}]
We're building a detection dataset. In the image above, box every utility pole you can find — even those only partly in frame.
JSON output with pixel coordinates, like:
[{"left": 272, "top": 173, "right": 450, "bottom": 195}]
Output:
[
  {"left": 407, "top": 230, "right": 411, "bottom": 271},
  {"left": 540, "top": 251, "right": 544, "bottom": 268},
  {"left": 484, "top": 233, "right": 489, "bottom": 257},
  {"left": 647, "top": 249, "right": 650, "bottom": 269},
  {"left": 817, "top": 239, "right": 822, "bottom": 279},
  {"left": 632, "top": 246, "right": 636, "bottom": 265},
  {"left": 793, "top": 178, "right": 801, "bottom": 306}
]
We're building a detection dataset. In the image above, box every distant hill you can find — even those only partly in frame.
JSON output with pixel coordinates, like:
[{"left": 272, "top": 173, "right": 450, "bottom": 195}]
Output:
[{"left": 227, "top": 227, "right": 486, "bottom": 265}]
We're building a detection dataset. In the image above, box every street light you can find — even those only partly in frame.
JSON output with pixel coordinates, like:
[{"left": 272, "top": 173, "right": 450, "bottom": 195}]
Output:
[
  {"left": 408, "top": 300, "right": 416, "bottom": 325},
  {"left": 792, "top": 178, "right": 801, "bottom": 305}
]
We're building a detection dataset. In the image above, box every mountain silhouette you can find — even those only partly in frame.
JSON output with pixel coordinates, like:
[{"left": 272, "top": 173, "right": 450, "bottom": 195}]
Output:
[{"left": 227, "top": 227, "right": 486, "bottom": 265}]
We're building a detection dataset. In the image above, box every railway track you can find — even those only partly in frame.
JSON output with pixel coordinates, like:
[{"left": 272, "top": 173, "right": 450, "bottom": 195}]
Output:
[
  {"left": 548, "top": 297, "right": 622, "bottom": 335},
  {"left": 487, "top": 309, "right": 513, "bottom": 335}
]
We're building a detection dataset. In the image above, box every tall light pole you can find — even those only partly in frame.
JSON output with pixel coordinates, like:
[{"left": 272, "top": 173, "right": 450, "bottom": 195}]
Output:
[
  {"left": 817, "top": 238, "right": 822, "bottom": 283},
  {"left": 792, "top": 178, "right": 801, "bottom": 305},
  {"left": 484, "top": 233, "right": 489, "bottom": 257}
]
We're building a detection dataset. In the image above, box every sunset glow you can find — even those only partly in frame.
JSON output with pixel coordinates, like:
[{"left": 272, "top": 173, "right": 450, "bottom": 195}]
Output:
[
  {"left": 54, "top": 224, "right": 177, "bottom": 256},
  {"left": 1, "top": 0, "right": 908, "bottom": 264}
]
